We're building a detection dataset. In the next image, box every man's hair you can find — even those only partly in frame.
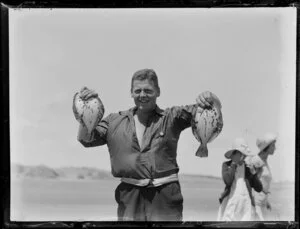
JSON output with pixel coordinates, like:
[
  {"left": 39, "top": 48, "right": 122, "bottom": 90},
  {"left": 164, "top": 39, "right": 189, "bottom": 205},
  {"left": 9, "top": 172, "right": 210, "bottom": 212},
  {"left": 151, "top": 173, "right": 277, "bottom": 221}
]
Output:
[{"left": 131, "top": 69, "right": 160, "bottom": 92}]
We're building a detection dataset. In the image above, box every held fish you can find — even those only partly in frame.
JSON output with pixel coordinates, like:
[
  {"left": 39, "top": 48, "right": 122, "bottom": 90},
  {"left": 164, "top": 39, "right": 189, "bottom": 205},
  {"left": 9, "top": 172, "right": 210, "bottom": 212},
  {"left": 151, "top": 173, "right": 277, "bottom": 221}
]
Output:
[
  {"left": 73, "top": 92, "right": 105, "bottom": 134},
  {"left": 191, "top": 104, "right": 223, "bottom": 157}
]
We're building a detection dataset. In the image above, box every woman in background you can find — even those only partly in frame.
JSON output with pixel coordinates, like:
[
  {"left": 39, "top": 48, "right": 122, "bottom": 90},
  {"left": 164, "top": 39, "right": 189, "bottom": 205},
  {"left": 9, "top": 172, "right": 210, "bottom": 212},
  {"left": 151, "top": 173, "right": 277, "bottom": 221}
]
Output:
[
  {"left": 246, "top": 133, "right": 277, "bottom": 221},
  {"left": 217, "top": 138, "right": 263, "bottom": 221}
]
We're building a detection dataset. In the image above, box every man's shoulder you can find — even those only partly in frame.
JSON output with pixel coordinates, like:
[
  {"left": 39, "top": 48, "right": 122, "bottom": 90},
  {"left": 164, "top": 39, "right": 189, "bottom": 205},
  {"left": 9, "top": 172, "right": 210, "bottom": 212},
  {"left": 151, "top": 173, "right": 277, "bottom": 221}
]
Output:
[
  {"left": 105, "top": 108, "right": 133, "bottom": 119},
  {"left": 105, "top": 106, "right": 194, "bottom": 119}
]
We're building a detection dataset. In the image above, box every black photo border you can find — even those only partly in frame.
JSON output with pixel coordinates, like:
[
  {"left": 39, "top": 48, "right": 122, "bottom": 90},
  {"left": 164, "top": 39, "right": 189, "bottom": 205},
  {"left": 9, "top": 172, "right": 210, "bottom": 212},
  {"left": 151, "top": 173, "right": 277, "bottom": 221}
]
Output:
[{"left": 1, "top": 0, "right": 299, "bottom": 228}]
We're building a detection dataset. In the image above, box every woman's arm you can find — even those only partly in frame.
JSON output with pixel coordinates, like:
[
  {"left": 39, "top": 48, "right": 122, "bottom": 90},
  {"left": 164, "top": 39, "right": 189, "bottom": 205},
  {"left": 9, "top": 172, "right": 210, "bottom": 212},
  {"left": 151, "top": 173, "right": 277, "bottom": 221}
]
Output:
[
  {"left": 249, "top": 172, "right": 263, "bottom": 192},
  {"left": 222, "top": 161, "right": 236, "bottom": 186}
]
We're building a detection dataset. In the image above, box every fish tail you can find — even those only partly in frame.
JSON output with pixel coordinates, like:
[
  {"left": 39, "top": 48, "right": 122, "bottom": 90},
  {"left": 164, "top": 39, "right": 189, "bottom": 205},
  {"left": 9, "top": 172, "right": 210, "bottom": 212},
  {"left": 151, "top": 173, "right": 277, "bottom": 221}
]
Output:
[{"left": 196, "top": 143, "right": 208, "bottom": 157}]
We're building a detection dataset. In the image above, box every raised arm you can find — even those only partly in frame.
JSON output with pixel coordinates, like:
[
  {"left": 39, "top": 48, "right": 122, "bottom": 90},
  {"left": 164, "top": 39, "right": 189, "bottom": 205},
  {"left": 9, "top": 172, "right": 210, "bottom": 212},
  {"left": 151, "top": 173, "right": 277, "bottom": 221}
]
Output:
[
  {"left": 77, "top": 116, "right": 109, "bottom": 147},
  {"left": 73, "top": 86, "right": 107, "bottom": 147},
  {"left": 172, "top": 104, "right": 198, "bottom": 131},
  {"left": 245, "top": 155, "right": 265, "bottom": 193},
  {"left": 172, "top": 91, "right": 222, "bottom": 131},
  {"left": 248, "top": 170, "right": 263, "bottom": 193}
]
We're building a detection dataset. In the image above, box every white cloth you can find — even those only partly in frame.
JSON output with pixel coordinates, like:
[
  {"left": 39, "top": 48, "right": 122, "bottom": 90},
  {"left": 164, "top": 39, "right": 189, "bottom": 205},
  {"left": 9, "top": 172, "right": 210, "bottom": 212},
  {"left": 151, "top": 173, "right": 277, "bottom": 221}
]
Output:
[
  {"left": 217, "top": 164, "right": 256, "bottom": 221},
  {"left": 120, "top": 173, "right": 179, "bottom": 187},
  {"left": 245, "top": 155, "right": 264, "bottom": 174}
]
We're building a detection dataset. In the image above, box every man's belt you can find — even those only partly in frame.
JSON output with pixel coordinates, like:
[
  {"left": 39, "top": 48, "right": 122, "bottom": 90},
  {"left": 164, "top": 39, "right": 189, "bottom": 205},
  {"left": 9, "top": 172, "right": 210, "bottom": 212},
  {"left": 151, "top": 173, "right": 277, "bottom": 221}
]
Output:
[{"left": 121, "top": 173, "right": 179, "bottom": 187}]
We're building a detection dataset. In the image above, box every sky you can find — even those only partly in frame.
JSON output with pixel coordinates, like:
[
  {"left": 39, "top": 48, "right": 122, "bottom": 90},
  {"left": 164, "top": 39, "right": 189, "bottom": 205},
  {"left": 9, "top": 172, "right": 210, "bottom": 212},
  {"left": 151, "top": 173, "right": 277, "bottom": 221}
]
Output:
[{"left": 9, "top": 8, "right": 296, "bottom": 182}]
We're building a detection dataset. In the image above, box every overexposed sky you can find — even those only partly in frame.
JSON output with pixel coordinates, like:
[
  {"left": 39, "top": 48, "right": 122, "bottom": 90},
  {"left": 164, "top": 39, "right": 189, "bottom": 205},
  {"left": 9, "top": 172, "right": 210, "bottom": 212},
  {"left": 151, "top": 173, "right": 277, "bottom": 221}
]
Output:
[{"left": 9, "top": 8, "right": 296, "bottom": 182}]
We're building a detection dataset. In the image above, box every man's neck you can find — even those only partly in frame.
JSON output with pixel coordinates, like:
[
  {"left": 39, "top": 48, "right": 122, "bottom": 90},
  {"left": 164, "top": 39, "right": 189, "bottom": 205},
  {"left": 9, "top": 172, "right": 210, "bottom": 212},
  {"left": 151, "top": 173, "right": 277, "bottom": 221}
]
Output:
[{"left": 135, "top": 108, "right": 155, "bottom": 125}]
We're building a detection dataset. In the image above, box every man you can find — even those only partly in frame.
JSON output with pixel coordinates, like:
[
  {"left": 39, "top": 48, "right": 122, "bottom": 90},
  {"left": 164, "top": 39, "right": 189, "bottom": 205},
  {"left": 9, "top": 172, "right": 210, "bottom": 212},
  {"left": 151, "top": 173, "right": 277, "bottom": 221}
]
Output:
[{"left": 73, "top": 69, "right": 222, "bottom": 221}]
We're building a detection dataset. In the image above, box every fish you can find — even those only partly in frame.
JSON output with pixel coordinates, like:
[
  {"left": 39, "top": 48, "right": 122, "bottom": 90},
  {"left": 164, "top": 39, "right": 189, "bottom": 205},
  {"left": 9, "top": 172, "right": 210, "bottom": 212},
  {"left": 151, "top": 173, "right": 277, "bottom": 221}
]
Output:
[
  {"left": 191, "top": 103, "right": 223, "bottom": 157},
  {"left": 72, "top": 92, "right": 105, "bottom": 134}
]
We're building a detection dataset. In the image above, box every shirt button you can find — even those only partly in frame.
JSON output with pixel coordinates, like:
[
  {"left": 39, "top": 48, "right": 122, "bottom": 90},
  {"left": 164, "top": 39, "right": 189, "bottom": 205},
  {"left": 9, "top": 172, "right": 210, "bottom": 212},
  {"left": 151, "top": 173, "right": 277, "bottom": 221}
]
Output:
[{"left": 159, "top": 131, "right": 164, "bottom": 136}]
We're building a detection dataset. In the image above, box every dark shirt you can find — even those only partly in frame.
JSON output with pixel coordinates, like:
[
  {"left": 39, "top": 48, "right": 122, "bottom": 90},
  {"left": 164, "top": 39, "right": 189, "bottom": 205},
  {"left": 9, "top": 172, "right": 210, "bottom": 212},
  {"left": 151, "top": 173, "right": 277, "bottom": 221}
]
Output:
[{"left": 78, "top": 105, "right": 198, "bottom": 179}]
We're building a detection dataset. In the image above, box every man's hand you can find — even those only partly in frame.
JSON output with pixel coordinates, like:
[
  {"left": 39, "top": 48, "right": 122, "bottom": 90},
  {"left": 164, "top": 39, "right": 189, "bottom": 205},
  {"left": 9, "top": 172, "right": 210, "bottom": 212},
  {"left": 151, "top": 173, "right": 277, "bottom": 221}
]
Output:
[
  {"left": 196, "top": 91, "right": 222, "bottom": 110},
  {"left": 80, "top": 86, "right": 98, "bottom": 101},
  {"left": 73, "top": 86, "right": 99, "bottom": 122}
]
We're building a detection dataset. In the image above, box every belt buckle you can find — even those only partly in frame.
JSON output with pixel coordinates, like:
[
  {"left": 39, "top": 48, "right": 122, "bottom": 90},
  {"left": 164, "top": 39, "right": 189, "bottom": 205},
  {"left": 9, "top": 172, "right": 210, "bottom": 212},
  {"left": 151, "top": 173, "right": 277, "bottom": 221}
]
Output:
[{"left": 147, "top": 178, "right": 154, "bottom": 188}]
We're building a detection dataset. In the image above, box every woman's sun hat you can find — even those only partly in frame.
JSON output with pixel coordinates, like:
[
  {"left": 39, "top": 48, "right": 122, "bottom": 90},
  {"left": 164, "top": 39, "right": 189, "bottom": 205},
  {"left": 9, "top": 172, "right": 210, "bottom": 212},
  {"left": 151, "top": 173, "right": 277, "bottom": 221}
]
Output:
[
  {"left": 225, "top": 137, "right": 252, "bottom": 159},
  {"left": 256, "top": 132, "right": 277, "bottom": 152}
]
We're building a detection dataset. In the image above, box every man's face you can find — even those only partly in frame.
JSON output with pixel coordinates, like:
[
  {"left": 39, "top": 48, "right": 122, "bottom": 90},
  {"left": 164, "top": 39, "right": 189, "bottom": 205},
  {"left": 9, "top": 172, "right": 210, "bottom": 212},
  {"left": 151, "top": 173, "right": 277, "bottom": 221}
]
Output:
[{"left": 131, "top": 79, "right": 160, "bottom": 113}]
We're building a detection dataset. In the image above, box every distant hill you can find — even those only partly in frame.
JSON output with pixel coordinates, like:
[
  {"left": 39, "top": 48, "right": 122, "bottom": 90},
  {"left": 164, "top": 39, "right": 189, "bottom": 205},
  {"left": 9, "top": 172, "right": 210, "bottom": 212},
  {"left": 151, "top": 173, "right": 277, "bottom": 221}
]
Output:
[
  {"left": 11, "top": 163, "right": 113, "bottom": 180},
  {"left": 55, "top": 166, "right": 113, "bottom": 180},
  {"left": 11, "top": 163, "right": 224, "bottom": 181},
  {"left": 11, "top": 164, "right": 59, "bottom": 179},
  {"left": 180, "top": 173, "right": 221, "bottom": 181}
]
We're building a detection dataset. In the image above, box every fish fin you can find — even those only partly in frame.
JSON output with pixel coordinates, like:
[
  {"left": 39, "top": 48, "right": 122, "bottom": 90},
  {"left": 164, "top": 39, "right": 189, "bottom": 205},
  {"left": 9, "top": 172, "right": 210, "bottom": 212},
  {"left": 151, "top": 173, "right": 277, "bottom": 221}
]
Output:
[{"left": 196, "top": 143, "right": 208, "bottom": 157}]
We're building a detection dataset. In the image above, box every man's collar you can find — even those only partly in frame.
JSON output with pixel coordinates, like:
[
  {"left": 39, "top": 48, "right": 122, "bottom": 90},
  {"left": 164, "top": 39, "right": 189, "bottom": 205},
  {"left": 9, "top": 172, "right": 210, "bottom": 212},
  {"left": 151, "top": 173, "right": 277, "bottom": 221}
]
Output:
[
  {"left": 120, "top": 105, "right": 165, "bottom": 117},
  {"left": 154, "top": 105, "right": 165, "bottom": 116}
]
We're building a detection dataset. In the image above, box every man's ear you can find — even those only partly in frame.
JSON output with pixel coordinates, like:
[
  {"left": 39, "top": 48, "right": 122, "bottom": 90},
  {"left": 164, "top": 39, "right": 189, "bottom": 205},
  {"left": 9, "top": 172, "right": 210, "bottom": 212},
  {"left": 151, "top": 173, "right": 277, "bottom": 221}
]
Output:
[{"left": 156, "top": 88, "right": 161, "bottom": 97}]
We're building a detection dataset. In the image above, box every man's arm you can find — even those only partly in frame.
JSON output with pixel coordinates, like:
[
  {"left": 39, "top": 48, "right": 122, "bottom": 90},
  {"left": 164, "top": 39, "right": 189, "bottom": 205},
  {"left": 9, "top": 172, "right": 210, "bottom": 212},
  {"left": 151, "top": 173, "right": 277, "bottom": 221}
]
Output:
[
  {"left": 73, "top": 87, "right": 108, "bottom": 147},
  {"left": 172, "top": 104, "right": 198, "bottom": 131},
  {"left": 77, "top": 115, "right": 109, "bottom": 147},
  {"left": 172, "top": 91, "right": 222, "bottom": 131}
]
